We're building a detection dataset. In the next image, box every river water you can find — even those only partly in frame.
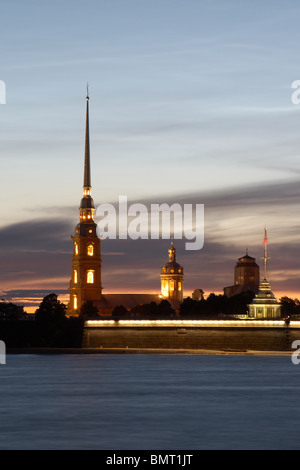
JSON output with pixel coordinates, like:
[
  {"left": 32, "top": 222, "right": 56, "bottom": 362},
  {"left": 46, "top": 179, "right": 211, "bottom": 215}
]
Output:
[{"left": 0, "top": 353, "right": 299, "bottom": 450}]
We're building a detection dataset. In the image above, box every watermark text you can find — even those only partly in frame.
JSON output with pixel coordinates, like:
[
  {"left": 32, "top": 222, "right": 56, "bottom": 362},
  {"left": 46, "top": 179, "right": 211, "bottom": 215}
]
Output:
[
  {"left": 0, "top": 81, "right": 6, "bottom": 104},
  {"left": 291, "top": 340, "right": 300, "bottom": 365},
  {"left": 95, "top": 196, "right": 204, "bottom": 250},
  {"left": 0, "top": 340, "right": 6, "bottom": 365}
]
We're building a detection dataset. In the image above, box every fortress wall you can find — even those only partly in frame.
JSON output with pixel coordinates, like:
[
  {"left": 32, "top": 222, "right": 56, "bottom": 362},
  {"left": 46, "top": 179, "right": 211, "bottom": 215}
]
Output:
[{"left": 84, "top": 325, "right": 300, "bottom": 351}]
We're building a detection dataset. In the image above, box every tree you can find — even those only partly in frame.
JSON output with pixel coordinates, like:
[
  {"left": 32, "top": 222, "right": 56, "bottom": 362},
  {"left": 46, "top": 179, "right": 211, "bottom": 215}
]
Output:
[
  {"left": 223, "top": 291, "right": 256, "bottom": 316},
  {"left": 180, "top": 297, "right": 197, "bottom": 317},
  {"left": 0, "top": 301, "right": 26, "bottom": 320},
  {"left": 35, "top": 293, "right": 67, "bottom": 346},
  {"left": 35, "top": 293, "right": 66, "bottom": 322},
  {"left": 80, "top": 301, "right": 99, "bottom": 319},
  {"left": 157, "top": 299, "right": 175, "bottom": 318},
  {"left": 112, "top": 305, "right": 129, "bottom": 318},
  {"left": 206, "top": 293, "right": 226, "bottom": 315},
  {"left": 130, "top": 302, "right": 159, "bottom": 319},
  {"left": 280, "top": 297, "right": 300, "bottom": 318}
]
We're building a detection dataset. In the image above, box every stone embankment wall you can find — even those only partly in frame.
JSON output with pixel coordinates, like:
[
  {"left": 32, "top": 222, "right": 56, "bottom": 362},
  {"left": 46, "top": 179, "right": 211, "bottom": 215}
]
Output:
[{"left": 83, "top": 324, "right": 300, "bottom": 351}]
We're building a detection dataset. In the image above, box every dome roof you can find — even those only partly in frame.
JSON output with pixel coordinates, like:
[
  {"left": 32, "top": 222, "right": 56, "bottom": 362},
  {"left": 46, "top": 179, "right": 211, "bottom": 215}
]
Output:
[
  {"left": 161, "top": 261, "right": 183, "bottom": 274},
  {"left": 161, "top": 240, "right": 184, "bottom": 274}
]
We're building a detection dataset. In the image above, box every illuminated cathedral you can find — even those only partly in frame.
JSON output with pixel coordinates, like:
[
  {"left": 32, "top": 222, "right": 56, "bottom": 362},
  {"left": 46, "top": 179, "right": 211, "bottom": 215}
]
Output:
[
  {"left": 67, "top": 90, "right": 281, "bottom": 320},
  {"left": 68, "top": 90, "right": 102, "bottom": 315},
  {"left": 68, "top": 91, "right": 184, "bottom": 316}
]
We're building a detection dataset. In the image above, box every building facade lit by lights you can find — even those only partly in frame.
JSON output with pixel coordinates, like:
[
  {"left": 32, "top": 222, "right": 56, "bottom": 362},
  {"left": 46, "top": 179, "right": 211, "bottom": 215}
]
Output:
[
  {"left": 68, "top": 90, "right": 162, "bottom": 316},
  {"left": 68, "top": 89, "right": 102, "bottom": 315},
  {"left": 248, "top": 229, "right": 281, "bottom": 319},
  {"left": 160, "top": 241, "right": 184, "bottom": 303}
]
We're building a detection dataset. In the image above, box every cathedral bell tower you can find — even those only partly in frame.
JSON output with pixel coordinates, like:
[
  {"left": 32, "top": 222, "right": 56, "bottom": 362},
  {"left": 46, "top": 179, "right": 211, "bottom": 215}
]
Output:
[
  {"left": 160, "top": 241, "right": 184, "bottom": 303},
  {"left": 68, "top": 88, "right": 102, "bottom": 315}
]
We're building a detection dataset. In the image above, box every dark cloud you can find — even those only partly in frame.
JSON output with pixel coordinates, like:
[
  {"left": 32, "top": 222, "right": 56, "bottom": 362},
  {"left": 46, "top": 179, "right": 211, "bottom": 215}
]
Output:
[
  {"left": 0, "top": 178, "right": 299, "bottom": 309},
  {"left": 137, "top": 178, "right": 300, "bottom": 210},
  {"left": 0, "top": 218, "right": 74, "bottom": 251}
]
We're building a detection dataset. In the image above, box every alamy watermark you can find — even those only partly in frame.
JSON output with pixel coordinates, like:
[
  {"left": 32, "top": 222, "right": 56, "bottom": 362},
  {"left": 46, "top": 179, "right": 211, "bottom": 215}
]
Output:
[
  {"left": 95, "top": 196, "right": 204, "bottom": 250},
  {"left": 0, "top": 80, "right": 6, "bottom": 104},
  {"left": 291, "top": 340, "right": 300, "bottom": 365},
  {"left": 0, "top": 341, "right": 6, "bottom": 365}
]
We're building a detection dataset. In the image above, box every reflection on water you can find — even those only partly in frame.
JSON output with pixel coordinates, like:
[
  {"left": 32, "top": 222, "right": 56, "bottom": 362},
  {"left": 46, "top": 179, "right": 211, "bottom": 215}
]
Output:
[{"left": 0, "top": 354, "right": 299, "bottom": 449}]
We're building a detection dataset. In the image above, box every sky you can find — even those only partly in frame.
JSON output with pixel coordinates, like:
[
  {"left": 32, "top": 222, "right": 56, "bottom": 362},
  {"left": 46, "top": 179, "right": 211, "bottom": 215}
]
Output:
[{"left": 1, "top": 0, "right": 300, "bottom": 311}]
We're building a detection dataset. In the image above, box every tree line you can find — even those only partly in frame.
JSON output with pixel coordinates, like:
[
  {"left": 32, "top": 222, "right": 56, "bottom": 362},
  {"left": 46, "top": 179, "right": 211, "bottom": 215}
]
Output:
[{"left": 0, "top": 292, "right": 298, "bottom": 348}]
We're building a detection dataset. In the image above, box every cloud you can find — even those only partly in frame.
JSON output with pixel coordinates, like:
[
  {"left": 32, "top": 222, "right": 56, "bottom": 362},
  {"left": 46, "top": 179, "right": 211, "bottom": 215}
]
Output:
[{"left": 0, "top": 177, "right": 299, "bottom": 309}]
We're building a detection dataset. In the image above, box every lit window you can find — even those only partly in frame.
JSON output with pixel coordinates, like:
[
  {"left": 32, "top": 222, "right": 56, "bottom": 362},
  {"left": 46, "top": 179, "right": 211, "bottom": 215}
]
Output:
[
  {"left": 161, "top": 281, "right": 168, "bottom": 297},
  {"left": 74, "top": 270, "right": 78, "bottom": 284},
  {"left": 87, "top": 270, "right": 94, "bottom": 284},
  {"left": 178, "top": 282, "right": 182, "bottom": 291},
  {"left": 87, "top": 244, "right": 94, "bottom": 256},
  {"left": 74, "top": 243, "right": 78, "bottom": 255},
  {"left": 170, "top": 281, "right": 174, "bottom": 291},
  {"left": 74, "top": 295, "right": 78, "bottom": 310}
]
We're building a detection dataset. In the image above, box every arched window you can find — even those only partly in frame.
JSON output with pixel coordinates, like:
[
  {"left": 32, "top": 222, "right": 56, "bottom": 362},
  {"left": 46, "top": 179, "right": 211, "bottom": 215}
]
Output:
[
  {"left": 87, "top": 270, "right": 94, "bottom": 284},
  {"left": 74, "top": 270, "right": 78, "bottom": 284},
  {"left": 161, "top": 281, "right": 168, "bottom": 297},
  {"left": 74, "top": 295, "right": 78, "bottom": 310},
  {"left": 178, "top": 282, "right": 182, "bottom": 292},
  {"left": 74, "top": 243, "right": 78, "bottom": 255},
  {"left": 87, "top": 244, "right": 94, "bottom": 256},
  {"left": 170, "top": 281, "right": 174, "bottom": 291}
]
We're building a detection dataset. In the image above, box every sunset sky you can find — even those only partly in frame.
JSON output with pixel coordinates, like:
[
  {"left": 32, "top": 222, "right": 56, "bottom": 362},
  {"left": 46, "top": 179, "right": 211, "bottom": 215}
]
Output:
[{"left": 1, "top": 0, "right": 300, "bottom": 311}]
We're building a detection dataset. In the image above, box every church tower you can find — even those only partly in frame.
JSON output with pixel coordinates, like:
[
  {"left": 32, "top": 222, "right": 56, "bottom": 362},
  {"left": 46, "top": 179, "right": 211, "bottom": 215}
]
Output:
[
  {"left": 161, "top": 241, "right": 184, "bottom": 303},
  {"left": 68, "top": 88, "right": 102, "bottom": 315}
]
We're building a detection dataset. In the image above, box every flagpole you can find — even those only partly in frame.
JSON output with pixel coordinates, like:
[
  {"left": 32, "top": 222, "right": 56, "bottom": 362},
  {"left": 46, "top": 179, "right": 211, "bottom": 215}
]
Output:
[{"left": 263, "top": 227, "right": 269, "bottom": 280}]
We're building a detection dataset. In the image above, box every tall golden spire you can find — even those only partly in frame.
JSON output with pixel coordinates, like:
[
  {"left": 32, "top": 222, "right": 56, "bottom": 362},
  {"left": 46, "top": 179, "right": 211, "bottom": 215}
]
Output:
[
  {"left": 80, "top": 86, "right": 95, "bottom": 221},
  {"left": 262, "top": 227, "right": 270, "bottom": 280},
  {"left": 84, "top": 83, "right": 91, "bottom": 190},
  {"left": 168, "top": 238, "right": 176, "bottom": 263},
  {"left": 69, "top": 87, "right": 102, "bottom": 316}
]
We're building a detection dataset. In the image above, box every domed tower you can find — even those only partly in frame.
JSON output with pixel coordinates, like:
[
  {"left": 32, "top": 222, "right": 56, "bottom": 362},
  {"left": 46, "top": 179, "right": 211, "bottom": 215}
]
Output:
[
  {"left": 68, "top": 88, "right": 102, "bottom": 315},
  {"left": 160, "top": 241, "right": 184, "bottom": 302}
]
